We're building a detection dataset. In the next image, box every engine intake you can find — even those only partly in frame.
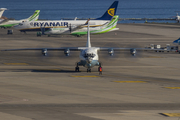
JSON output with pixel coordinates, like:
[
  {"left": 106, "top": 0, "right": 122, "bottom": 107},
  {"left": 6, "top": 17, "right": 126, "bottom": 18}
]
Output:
[
  {"left": 130, "top": 49, "right": 136, "bottom": 56},
  {"left": 108, "top": 49, "right": 114, "bottom": 56},
  {"left": 42, "top": 49, "right": 47, "bottom": 56},
  {"left": 64, "top": 49, "right": 70, "bottom": 56}
]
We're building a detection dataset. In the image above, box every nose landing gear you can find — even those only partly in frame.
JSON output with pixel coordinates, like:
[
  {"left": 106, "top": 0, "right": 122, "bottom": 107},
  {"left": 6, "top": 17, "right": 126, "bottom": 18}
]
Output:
[
  {"left": 87, "top": 68, "right": 91, "bottom": 73},
  {"left": 75, "top": 63, "right": 79, "bottom": 72}
]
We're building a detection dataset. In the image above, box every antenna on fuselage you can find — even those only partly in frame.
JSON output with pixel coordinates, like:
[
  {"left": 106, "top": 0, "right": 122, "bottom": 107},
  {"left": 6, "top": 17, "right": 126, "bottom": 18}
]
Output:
[{"left": 86, "top": 20, "right": 91, "bottom": 48}]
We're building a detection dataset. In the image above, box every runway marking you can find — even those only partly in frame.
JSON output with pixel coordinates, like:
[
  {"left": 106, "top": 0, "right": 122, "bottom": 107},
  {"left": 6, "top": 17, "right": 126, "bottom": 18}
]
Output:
[
  {"left": 146, "top": 56, "right": 164, "bottom": 58},
  {"left": 160, "top": 113, "right": 180, "bottom": 117},
  {"left": 164, "top": 87, "right": 180, "bottom": 89},
  {"left": 71, "top": 76, "right": 100, "bottom": 77},
  {"left": 113, "top": 81, "right": 147, "bottom": 83},
  {"left": 4, "top": 63, "right": 29, "bottom": 65},
  {"left": 35, "top": 69, "right": 61, "bottom": 71}
]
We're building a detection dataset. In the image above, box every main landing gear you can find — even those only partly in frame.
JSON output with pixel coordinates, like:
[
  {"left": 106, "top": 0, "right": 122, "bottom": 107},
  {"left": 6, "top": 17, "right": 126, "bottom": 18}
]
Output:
[
  {"left": 87, "top": 68, "right": 91, "bottom": 73},
  {"left": 75, "top": 63, "right": 79, "bottom": 72}
]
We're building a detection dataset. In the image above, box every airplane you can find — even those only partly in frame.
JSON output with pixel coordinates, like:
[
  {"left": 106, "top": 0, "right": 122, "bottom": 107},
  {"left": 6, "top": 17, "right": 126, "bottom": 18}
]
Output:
[
  {"left": 0, "top": 10, "right": 40, "bottom": 29},
  {"left": 173, "top": 38, "right": 180, "bottom": 45},
  {"left": 44, "top": 15, "right": 119, "bottom": 36},
  {"left": 174, "top": 11, "right": 180, "bottom": 23},
  {"left": 0, "top": 8, "right": 8, "bottom": 22},
  {"left": 0, "top": 8, "right": 7, "bottom": 18},
  {"left": 14, "top": 1, "right": 119, "bottom": 36},
  {"left": 1, "top": 22, "right": 147, "bottom": 73}
]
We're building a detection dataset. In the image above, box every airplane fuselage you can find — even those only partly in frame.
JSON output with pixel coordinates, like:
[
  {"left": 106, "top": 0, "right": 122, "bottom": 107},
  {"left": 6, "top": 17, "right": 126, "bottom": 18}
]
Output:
[
  {"left": 0, "top": 20, "right": 27, "bottom": 28},
  {"left": 14, "top": 20, "right": 109, "bottom": 32},
  {"left": 79, "top": 47, "right": 99, "bottom": 68}
]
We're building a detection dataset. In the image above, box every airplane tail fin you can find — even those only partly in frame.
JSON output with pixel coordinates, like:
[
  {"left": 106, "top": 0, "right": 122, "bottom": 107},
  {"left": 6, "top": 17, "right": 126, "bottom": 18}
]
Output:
[
  {"left": 91, "top": 15, "right": 119, "bottom": 34},
  {"left": 0, "top": 8, "right": 7, "bottom": 18},
  {"left": 86, "top": 22, "right": 91, "bottom": 48},
  {"left": 26, "top": 10, "right": 40, "bottom": 21},
  {"left": 95, "top": 1, "right": 118, "bottom": 20},
  {"left": 105, "top": 15, "right": 119, "bottom": 28}
]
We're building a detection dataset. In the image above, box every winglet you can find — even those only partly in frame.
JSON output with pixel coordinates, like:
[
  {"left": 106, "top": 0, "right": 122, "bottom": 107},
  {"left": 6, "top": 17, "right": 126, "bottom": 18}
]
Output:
[
  {"left": 95, "top": 1, "right": 118, "bottom": 20},
  {"left": 86, "top": 22, "right": 91, "bottom": 48}
]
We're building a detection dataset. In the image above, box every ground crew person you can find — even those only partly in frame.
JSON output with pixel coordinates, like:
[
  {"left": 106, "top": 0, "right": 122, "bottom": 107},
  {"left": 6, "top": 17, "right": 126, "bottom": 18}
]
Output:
[{"left": 99, "top": 67, "right": 102, "bottom": 75}]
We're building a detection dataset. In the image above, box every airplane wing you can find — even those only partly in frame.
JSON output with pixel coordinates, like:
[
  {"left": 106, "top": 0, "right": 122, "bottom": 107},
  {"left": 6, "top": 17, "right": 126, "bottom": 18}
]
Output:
[
  {"left": 0, "top": 19, "right": 9, "bottom": 24},
  {"left": 98, "top": 47, "right": 177, "bottom": 56},
  {"left": 2, "top": 46, "right": 177, "bottom": 57},
  {"left": 70, "top": 22, "right": 108, "bottom": 32},
  {"left": 99, "top": 47, "right": 154, "bottom": 51},
  {"left": 1, "top": 47, "right": 80, "bottom": 51},
  {"left": 99, "top": 47, "right": 177, "bottom": 51},
  {"left": 1, "top": 47, "right": 81, "bottom": 56},
  {"left": 2, "top": 47, "right": 175, "bottom": 52}
]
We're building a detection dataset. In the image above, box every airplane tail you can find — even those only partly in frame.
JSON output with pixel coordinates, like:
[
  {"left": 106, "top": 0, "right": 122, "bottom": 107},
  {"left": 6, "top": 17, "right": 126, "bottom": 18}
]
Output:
[
  {"left": 26, "top": 10, "right": 40, "bottom": 21},
  {"left": 86, "top": 23, "right": 91, "bottom": 48},
  {"left": 95, "top": 1, "right": 118, "bottom": 20},
  {"left": 91, "top": 15, "right": 119, "bottom": 34},
  {"left": 0, "top": 8, "right": 7, "bottom": 18}
]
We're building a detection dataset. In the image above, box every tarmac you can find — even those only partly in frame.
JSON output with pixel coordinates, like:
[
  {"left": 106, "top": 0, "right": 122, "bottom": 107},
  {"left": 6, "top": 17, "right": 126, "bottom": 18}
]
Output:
[{"left": 0, "top": 23, "right": 180, "bottom": 120}]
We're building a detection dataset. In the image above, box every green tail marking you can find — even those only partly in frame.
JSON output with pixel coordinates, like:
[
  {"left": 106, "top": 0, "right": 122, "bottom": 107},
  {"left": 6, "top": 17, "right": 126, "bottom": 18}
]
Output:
[{"left": 28, "top": 10, "right": 40, "bottom": 21}]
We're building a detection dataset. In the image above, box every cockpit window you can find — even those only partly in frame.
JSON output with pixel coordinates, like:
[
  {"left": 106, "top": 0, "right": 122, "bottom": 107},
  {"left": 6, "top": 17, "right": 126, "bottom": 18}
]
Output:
[{"left": 84, "top": 53, "right": 95, "bottom": 58}]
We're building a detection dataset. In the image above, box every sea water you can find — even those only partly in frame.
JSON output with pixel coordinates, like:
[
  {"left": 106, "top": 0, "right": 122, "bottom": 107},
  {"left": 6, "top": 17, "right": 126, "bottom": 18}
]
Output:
[{"left": 1, "top": 0, "right": 180, "bottom": 23}]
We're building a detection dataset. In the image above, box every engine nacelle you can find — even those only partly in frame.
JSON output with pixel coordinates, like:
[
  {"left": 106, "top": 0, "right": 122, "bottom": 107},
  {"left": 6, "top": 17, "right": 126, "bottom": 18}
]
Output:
[
  {"left": 130, "top": 49, "right": 136, "bottom": 56},
  {"left": 42, "top": 49, "right": 47, "bottom": 56},
  {"left": 108, "top": 49, "right": 114, "bottom": 56},
  {"left": 64, "top": 49, "right": 70, "bottom": 56}
]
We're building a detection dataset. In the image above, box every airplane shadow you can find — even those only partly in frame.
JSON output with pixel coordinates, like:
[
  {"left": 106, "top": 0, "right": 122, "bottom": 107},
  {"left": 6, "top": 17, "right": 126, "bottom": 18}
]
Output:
[{"left": 31, "top": 69, "right": 79, "bottom": 73}]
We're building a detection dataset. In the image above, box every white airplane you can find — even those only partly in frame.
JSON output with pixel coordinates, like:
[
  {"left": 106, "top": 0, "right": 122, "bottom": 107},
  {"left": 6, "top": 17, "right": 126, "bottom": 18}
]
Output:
[
  {"left": 44, "top": 15, "right": 119, "bottom": 36},
  {"left": 0, "top": 8, "right": 7, "bottom": 18},
  {"left": 175, "top": 13, "right": 180, "bottom": 23},
  {"left": 0, "top": 10, "right": 40, "bottom": 28},
  {"left": 14, "top": 1, "right": 119, "bottom": 36},
  {"left": 2, "top": 23, "right": 148, "bottom": 73},
  {"left": 0, "top": 8, "right": 8, "bottom": 22}
]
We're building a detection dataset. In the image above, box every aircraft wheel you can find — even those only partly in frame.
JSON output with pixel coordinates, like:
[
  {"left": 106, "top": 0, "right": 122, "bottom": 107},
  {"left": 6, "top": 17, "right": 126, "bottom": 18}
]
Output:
[
  {"left": 87, "top": 69, "right": 91, "bottom": 73},
  {"left": 75, "top": 67, "right": 79, "bottom": 72}
]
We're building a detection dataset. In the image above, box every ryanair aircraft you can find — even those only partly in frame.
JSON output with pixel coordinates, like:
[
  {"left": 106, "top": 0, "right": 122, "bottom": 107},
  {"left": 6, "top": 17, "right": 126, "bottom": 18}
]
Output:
[{"left": 15, "top": 1, "right": 119, "bottom": 36}]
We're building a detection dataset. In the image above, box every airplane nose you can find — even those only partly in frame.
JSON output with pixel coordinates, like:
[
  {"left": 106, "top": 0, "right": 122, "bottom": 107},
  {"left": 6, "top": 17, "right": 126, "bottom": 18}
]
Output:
[{"left": 86, "top": 57, "right": 92, "bottom": 64}]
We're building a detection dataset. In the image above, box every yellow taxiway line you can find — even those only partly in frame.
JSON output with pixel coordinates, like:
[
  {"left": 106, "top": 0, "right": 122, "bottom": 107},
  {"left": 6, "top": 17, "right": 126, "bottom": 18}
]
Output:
[
  {"left": 4, "top": 63, "right": 29, "bottom": 65},
  {"left": 164, "top": 87, "right": 180, "bottom": 89},
  {"left": 160, "top": 113, "right": 180, "bottom": 117},
  {"left": 113, "top": 81, "right": 147, "bottom": 83}
]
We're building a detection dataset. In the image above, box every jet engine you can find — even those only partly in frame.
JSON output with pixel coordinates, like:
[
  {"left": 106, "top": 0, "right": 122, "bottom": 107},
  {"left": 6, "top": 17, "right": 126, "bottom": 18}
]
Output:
[
  {"left": 130, "top": 49, "right": 136, "bottom": 56},
  {"left": 42, "top": 49, "right": 47, "bottom": 56},
  {"left": 64, "top": 49, "right": 70, "bottom": 56},
  {"left": 108, "top": 49, "right": 114, "bottom": 56}
]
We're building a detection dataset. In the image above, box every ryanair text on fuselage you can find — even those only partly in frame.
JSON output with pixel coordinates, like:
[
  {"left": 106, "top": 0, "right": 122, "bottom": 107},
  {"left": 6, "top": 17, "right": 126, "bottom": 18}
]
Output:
[{"left": 30, "top": 22, "right": 69, "bottom": 27}]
